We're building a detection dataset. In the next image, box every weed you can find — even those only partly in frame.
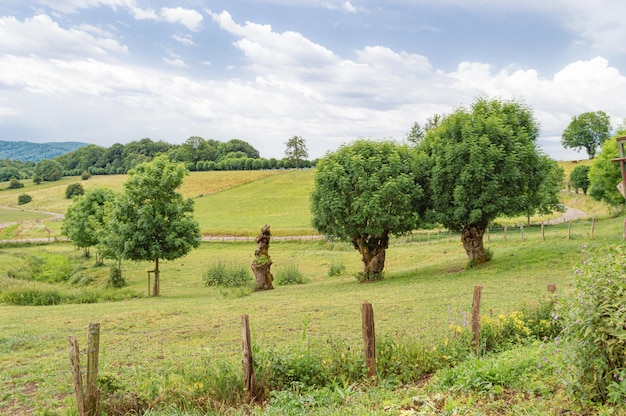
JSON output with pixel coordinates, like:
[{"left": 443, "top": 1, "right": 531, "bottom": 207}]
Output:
[
  {"left": 276, "top": 262, "right": 305, "bottom": 285},
  {"left": 327, "top": 258, "right": 346, "bottom": 277},
  {"left": 203, "top": 260, "right": 252, "bottom": 287}
]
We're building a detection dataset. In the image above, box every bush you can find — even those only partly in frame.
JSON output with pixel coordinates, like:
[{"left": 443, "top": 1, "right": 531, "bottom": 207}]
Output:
[
  {"left": 108, "top": 265, "right": 126, "bottom": 288},
  {"left": 202, "top": 260, "right": 252, "bottom": 287},
  {"left": 65, "top": 183, "right": 85, "bottom": 199},
  {"left": 276, "top": 262, "right": 305, "bottom": 285},
  {"left": 7, "top": 177, "right": 24, "bottom": 189},
  {"left": 17, "top": 194, "right": 32, "bottom": 205},
  {"left": 327, "top": 258, "right": 346, "bottom": 277},
  {"left": 558, "top": 246, "right": 626, "bottom": 404},
  {"left": 81, "top": 170, "right": 92, "bottom": 180},
  {"left": 1, "top": 288, "right": 62, "bottom": 306}
]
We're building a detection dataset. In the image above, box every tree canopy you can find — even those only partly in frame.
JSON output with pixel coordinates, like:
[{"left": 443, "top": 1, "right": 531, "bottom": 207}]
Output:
[
  {"left": 285, "top": 136, "right": 309, "bottom": 168},
  {"left": 108, "top": 155, "right": 201, "bottom": 296},
  {"left": 420, "top": 96, "right": 552, "bottom": 265},
  {"left": 589, "top": 137, "right": 624, "bottom": 206},
  {"left": 561, "top": 111, "right": 612, "bottom": 159},
  {"left": 570, "top": 165, "right": 591, "bottom": 195},
  {"left": 311, "top": 140, "right": 426, "bottom": 280}
]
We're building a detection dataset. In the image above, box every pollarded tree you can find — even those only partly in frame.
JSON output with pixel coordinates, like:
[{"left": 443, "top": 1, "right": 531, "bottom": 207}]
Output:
[
  {"left": 62, "top": 187, "right": 116, "bottom": 261},
  {"left": 109, "top": 155, "right": 201, "bottom": 296},
  {"left": 561, "top": 111, "right": 612, "bottom": 159},
  {"left": 422, "top": 96, "right": 554, "bottom": 266},
  {"left": 285, "top": 135, "right": 309, "bottom": 168},
  {"left": 311, "top": 140, "right": 427, "bottom": 281}
]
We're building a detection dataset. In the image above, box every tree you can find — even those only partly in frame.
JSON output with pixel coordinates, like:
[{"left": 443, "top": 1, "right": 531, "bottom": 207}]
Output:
[
  {"left": 109, "top": 155, "right": 201, "bottom": 296},
  {"left": 61, "top": 188, "right": 116, "bottom": 260},
  {"left": 421, "top": 97, "right": 554, "bottom": 266},
  {"left": 311, "top": 140, "right": 426, "bottom": 281},
  {"left": 522, "top": 155, "right": 565, "bottom": 224},
  {"left": 34, "top": 159, "right": 64, "bottom": 181},
  {"left": 216, "top": 139, "right": 260, "bottom": 161},
  {"left": 589, "top": 137, "right": 624, "bottom": 206},
  {"left": 570, "top": 165, "right": 591, "bottom": 195},
  {"left": 285, "top": 136, "right": 309, "bottom": 168},
  {"left": 65, "top": 183, "right": 85, "bottom": 199},
  {"left": 561, "top": 111, "right": 612, "bottom": 159}
]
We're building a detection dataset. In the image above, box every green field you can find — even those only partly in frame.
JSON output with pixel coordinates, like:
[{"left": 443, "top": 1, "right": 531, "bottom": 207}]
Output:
[{"left": 1, "top": 167, "right": 625, "bottom": 415}]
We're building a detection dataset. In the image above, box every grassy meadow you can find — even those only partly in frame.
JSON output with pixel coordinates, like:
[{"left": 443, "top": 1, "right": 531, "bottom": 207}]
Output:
[{"left": 1, "top": 165, "right": 626, "bottom": 415}]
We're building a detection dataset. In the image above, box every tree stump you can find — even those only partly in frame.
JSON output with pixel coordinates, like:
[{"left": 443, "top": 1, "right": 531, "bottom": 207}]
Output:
[{"left": 251, "top": 225, "right": 274, "bottom": 291}]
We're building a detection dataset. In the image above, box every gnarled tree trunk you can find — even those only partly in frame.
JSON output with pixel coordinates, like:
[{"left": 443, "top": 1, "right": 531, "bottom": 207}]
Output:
[
  {"left": 461, "top": 223, "right": 488, "bottom": 266},
  {"left": 353, "top": 233, "right": 389, "bottom": 281},
  {"left": 251, "top": 225, "right": 274, "bottom": 291}
]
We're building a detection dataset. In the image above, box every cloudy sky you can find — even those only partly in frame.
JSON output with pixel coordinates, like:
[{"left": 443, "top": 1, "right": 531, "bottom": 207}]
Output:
[{"left": 1, "top": 0, "right": 625, "bottom": 160}]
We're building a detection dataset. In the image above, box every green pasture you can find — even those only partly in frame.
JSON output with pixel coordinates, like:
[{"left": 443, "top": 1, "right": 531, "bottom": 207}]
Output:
[{"left": 1, "top": 215, "right": 625, "bottom": 414}]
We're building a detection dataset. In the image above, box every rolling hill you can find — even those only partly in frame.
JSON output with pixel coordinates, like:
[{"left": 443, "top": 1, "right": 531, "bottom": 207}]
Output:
[{"left": 0, "top": 140, "right": 89, "bottom": 162}]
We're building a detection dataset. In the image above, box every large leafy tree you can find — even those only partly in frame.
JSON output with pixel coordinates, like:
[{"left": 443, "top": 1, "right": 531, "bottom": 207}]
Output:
[
  {"left": 589, "top": 136, "right": 624, "bottom": 206},
  {"left": 285, "top": 135, "right": 309, "bottom": 168},
  {"left": 311, "top": 140, "right": 426, "bottom": 281},
  {"left": 34, "top": 159, "right": 64, "bottom": 182},
  {"left": 561, "top": 111, "right": 612, "bottom": 159},
  {"left": 421, "top": 96, "right": 554, "bottom": 265},
  {"left": 522, "top": 155, "right": 565, "bottom": 224},
  {"left": 110, "top": 155, "right": 201, "bottom": 296},
  {"left": 61, "top": 188, "right": 116, "bottom": 261},
  {"left": 570, "top": 165, "right": 591, "bottom": 195}
]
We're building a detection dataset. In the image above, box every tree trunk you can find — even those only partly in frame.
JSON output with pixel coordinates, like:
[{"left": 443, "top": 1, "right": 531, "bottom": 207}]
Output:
[
  {"left": 461, "top": 223, "right": 488, "bottom": 266},
  {"left": 251, "top": 225, "right": 274, "bottom": 291},
  {"left": 152, "top": 258, "right": 160, "bottom": 297},
  {"left": 353, "top": 233, "right": 388, "bottom": 281}
]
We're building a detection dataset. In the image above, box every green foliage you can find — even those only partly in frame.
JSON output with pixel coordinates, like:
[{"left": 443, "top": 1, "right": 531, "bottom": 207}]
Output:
[
  {"left": 561, "top": 110, "right": 612, "bottom": 158},
  {"left": 327, "top": 258, "right": 346, "bottom": 277},
  {"left": 285, "top": 135, "right": 309, "bottom": 168},
  {"left": 6, "top": 253, "right": 73, "bottom": 283},
  {"left": 81, "top": 170, "right": 92, "bottom": 180},
  {"left": 65, "top": 182, "right": 85, "bottom": 199},
  {"left": 108, "top": 155, "right": 201, "bottom": 292},
  {"left": 558, "top": 246, "right": 626, "bottom": 404},
  {"left": 17, "top": 193, "right": 32, "bottom": 205},
  {"left": 62, "top": 188, "right": 116, "bottom": 253},
  {"left": 108, "top": 265, "right": 126, "bottom": 288},
  {"left": 275, "top": 262, "right": 305, "bottom": 285},
  {"left": 7, "top": 177, "right": 24, "bottom": 189},
  {"left": 589, "top": 138, "right": 624, "bottom": 206},
  {"left": 1, "top": 289, "right": 62, "bottom": 306},
  {"left": 570, "top": 165, "right": 591, "bottom": 194},
  {"left": 34, "top": 159, "right": 64, "bottom": 181},
  {"left": 202, "top": 260, "right": 252, "bottom": 287}
]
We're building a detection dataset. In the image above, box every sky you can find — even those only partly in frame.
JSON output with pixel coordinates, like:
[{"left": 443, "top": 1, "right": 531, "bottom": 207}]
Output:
[{"left": 1, "top": 1, "right": 626, "bottom": 161}]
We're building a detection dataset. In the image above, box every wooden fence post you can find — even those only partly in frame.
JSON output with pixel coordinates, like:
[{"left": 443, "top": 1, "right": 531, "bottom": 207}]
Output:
[
  {"left": 68, "top": 323, "right": 101, "bottom": 416},
  {"left": 361, "top": 302, "right": 376, "bottom": 381},
  {"left": 568, "top": 219, "right": 572, "bottom": 240},
  {"left": 623, "top": 218, "right": 626, "bottom": 240},
  {"left": 591, "top": 217, "right": 596, "bottom": 240},
  {"left": 85, "top": 323, "right": 100, "bottom": 416},
  {"left": 471, "top": 286, "right": 483, "bottom": 355},
  {"left": 504, "top": 226, "right": 507, "bottom": 242},
  {"left": 520, "top": 225, "right": 524, "bottom": 242},
  {"left": 241, "top": 314, "right": 257, "bottom": 401},
  {"left": 68, "top": 336, "right": 86, "bottom": 416},
  {"left": 487, "top": 227, "right": 490, "bottom": 243},
  {"left": 541, "top": 222, "right": 545, "bottom": 242}
]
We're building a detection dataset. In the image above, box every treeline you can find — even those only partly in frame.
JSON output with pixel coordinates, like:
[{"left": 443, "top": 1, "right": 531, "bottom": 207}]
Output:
[
  {"left": 2, "top": 137, "right": 315, "bottom": 181},
  {"left": 0, "top": 159, "right": 35, "bottom": 181}
]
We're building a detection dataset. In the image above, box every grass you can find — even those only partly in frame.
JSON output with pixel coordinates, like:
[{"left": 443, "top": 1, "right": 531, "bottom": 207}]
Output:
[{"left": 0, "top": 215, "right": 624, "bottom": 414}]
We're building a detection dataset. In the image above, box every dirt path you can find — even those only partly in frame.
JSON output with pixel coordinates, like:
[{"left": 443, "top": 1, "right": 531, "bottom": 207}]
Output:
[
  {"left": 544, "top": 206, "right": 588, "bottom": 225},
  {"left": 0, "top": 205, "right": 63, "bottom": 228}
]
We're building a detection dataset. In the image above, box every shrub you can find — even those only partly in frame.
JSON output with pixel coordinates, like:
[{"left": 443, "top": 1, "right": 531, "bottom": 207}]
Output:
[
  {"left": 108, "top": 265, "right": 126, "bottom": 288},
  {"left": 202, "top": 260, "right": 252, "bottom": 287},
  {"left": 7, "top": 177, "right": 24, "bottom": 189},
  {"left": 558, "top": 245, "right": 626, "bottom": 404},
  {"left": 327, "top": 258, "right": 346, "bottom": 277},
  {"left": 65, "top": 183, "right": 85, "bottom": 199},
  {"left": 18, "top": 194, "right": 32, "bottom": 205},
  {"left": 276, "top": 262, "right": 305, "bottom": 285},
  {"left": 1, "top": 289, "right": 62, "bottom": 306},
  {"left": 81, "top": 170, "right": 92, "bottom": 180}
]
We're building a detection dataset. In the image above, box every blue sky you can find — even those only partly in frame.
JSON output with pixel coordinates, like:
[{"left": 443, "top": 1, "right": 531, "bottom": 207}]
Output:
[{"left": 1, "top": 0, "right": 625, "bottom": 160}]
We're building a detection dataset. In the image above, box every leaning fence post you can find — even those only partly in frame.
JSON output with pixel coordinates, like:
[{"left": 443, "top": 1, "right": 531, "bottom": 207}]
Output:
[
  {"left": 241, "top": 314, "right": 257, "bottom": 401},
  {"left": 361, "top": 302, "right": 376, "bottom": 381},
  {"left": 590, "top": 217, "right": 596, "bottom": 240},
  {"left": 68, "top": 336, "right": 86, "bottom": 416},
  {"left": 471, "top": 286, "right": 483, "bottom": 355}
]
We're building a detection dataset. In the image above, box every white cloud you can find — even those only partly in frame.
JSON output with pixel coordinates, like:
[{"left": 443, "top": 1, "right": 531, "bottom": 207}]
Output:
[
  {"left": 0, "top": 14, "right": 128, "bottom": 58},
  {"left": 163, "top": 57, "right": 188, "bottom": 68},
  {"left": 172, "top": 33, "right": 195, "bottom": 46},
  {"left": 160, "top": 7, "right": 203, "bottom": 31},
  {"left": 343, "top": 1, "right": 357, "bottom": 12}
]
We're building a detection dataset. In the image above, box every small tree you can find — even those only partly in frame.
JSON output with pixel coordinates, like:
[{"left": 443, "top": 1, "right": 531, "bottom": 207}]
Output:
[
  {"left": 17, "top": 194, "right": 32, "bottom": 205},
  {"left": 311, "top": 140, "right": 426, "bottom": 281},
  {"left": 589, "top": 137, "right": 624, "bottom": 207},
  {"left": 109, "top": 155, "right": 201, "bottom": 296},
  {"left": 62, "top": 188, "right": 116, "bottom": 260},
  {"left": 561, "top": 111, "right": 612, "bottom": 159},
  {"left": 34, "top": 159, "right": 64, "bottom": 181},
  {"left": 570, "top": 165, "right": 591, "bottom": 195},
  {"left": 285, "top": 136, "right": 308, "bottom": 169},
  {"left": 422, "top": 96, "right": 554, "bottom": 266},
  {"left": 7, "top": 177, "right": 24, "bottom": 189},
  {"left": 65, "top": 183, "right": 85, "bottom": 199}
]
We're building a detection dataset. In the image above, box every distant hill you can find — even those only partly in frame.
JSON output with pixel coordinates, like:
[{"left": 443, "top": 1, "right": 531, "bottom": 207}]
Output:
[{"left": 0, "top": 140, "right": 89, "bottom": 162}]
